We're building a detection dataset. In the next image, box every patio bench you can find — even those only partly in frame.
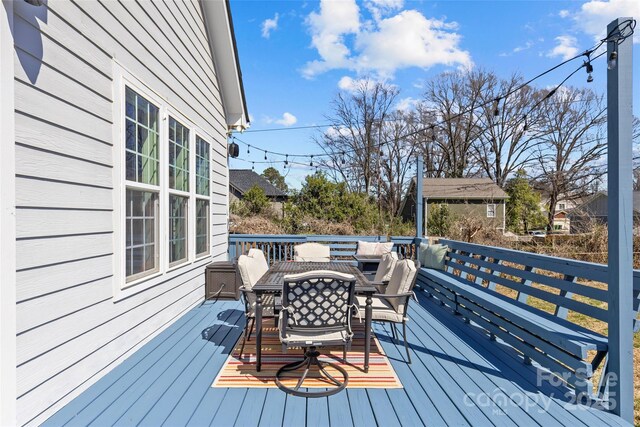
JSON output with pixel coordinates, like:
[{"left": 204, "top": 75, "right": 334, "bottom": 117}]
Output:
[{"left": 416, "top": 239, "right": 640, "bottom": 399}]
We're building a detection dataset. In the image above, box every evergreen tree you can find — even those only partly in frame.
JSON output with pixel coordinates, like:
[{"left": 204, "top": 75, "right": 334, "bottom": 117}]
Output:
[{"left": 505, "top": 170, "right": 546, "bottom": 233}]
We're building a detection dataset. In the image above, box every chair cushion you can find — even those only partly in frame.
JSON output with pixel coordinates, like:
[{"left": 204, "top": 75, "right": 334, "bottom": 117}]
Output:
[
  {"left": 374, "top": 252, "right": 398, "bottom": 282},
  {"left": 385, "top": 260, "right": 417, "bottom": 312},
  {"left": 356, "top": 295, "right": 404, "bottom": 323},
  {"left": 356, "top": 241, "right": 394, "bottom": 256},
  {"left": 293, "top": 243, "right": 330, "bottom": 262},
  {"left": 279, "top": 327, "right": 352, "bottom": 346},
  {"left": 422, "top": 244, "right": 448, "bottom": 271},
  {"left": 355, "top": 241, "right": 377, "bottom": 255},
  {"left": 247, "top": 248, "right": 269, "bottom": 271}
]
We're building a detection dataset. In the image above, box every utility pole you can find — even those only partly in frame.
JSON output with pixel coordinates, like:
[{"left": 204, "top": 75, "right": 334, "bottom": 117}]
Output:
[{"left": 606, "top": 17, "right": 634, "bottom": 424}]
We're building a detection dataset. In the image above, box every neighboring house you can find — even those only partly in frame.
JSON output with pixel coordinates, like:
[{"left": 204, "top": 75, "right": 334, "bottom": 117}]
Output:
[
  {"left": 229, "top": 169, "right": 288, "bottom": 214},
  {"left": 400, "top": 178, "right": 509, "bottom": 235},
  {"left": 569, "top": 191, "right": 640, "bottom": 234},
  {"left": 536, "top": 189, "right": 591, "bottom": 234},
  {"left": 0, "top": 1, "right": 248, "bottom": 425}
]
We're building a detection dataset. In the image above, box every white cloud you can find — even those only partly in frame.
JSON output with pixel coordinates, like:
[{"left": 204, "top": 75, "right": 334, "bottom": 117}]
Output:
[
  {"left": 513, "top": 41, "right": 534, "bottom": 53},
  {"left": 337, "top": 76, "right": 378, "bottom": 92},
  {"left": 395, "top": 97, "right": 420, "bottom": 112},
  {"left": 261, "top": 13, "right": 279, "bottom": 38},
  {"left": 271, "top": 112, "right": 297, "bottom": 127},
  {"left": 547, "top": 35, "right": 579, "bottom": 60},
  {"left": 302, "top": 0, "right": 472, "bottom": 79},
  {"left": 558, "top": 9, "right": 570, "bottom": 18},
  {"left": 571, "top": 0, "right": 640, "bottom": 43}
]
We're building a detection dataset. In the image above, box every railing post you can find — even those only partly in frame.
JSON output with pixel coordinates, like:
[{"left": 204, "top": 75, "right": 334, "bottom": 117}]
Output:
[
  {"left": 606, "top": 16, "right": 633, "bottom": 423},
  {"left": 416, "top": 155, "right": 424, "bottom": 239}
]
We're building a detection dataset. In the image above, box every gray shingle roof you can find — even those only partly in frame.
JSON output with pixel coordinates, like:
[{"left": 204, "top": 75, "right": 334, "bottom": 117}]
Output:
[
  {"left": 420, "top": 178, "right": 508, "bottom": 200},
  {"left": 229, "top": 169, "right": 287, "bottom": 197}
]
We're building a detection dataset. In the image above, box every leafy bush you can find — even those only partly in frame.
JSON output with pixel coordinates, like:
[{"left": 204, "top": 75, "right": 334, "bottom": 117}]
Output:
[
  {"left": 427, "top": 203, "right": 453, "bottom": 237},
  {"left": 243, "top": 185, "right": 270, "bottom": 215}
]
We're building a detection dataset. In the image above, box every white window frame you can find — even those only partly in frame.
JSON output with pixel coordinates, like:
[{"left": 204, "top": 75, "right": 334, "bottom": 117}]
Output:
[
  {"left": 194, "top": 135, "right": 212, "bottom": 259},
  {"left": 558, "top": 203, "right": 566, "bottom": 211},
  {"left": 112, "top": 64, "right": 214, "bottom": 300},
  {"left": 487, "top": 203, "right": 497, "bottom": 218}
]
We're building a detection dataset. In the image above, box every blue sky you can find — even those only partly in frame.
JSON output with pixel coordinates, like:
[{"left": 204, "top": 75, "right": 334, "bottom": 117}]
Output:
[{"left": 228, "top": 0, "right": 640, "bottom": 188}]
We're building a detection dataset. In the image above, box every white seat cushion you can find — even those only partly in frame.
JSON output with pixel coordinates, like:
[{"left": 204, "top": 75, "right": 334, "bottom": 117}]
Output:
[
  {"left": 293, "top": 243, "right": 330, "bottom": 262},
  {"left": 385, "top": 260, "right": 417, "bottom": 312},
  {"left": 356, "top": 241, "right": 394, "bottom": 256},
  {"left": 279, "top": 327, "right": 352, "bottom": 346},
  {"left": 374, "top": 252, "right": 398, "bottom": 283},
  {"left": 356, "top": 295, "right": 404, "bottom": 323}
]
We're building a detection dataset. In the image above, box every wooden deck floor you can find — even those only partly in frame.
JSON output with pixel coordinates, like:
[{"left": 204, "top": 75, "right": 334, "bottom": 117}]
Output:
[{"left": 43, "top": 290, "right": 630, "bottom": 426}]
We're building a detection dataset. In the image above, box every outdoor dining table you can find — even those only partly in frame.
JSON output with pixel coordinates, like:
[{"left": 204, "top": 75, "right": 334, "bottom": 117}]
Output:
[{"left": 252, "top": 261, "right": 377, "bottom": 373}]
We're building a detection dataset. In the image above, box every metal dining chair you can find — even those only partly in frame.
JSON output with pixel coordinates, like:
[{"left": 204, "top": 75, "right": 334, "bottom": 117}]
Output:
[
  {"left": 236, "top": 248, "right": 274, "bottom": 357},
  {"left": 356, "top": 259, "right": 418, "bottom": 363},
  {"left": 275, "top": 270, "right": 356, "bottom": 397}
]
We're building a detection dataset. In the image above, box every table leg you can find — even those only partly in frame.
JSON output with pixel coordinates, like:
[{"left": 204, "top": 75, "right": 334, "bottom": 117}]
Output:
[
  {"left": 364, "top": 293, "right": 372, "bottom": 373},
  {"left": 255, "top": 292, "right": 263, "bottom": 372}
]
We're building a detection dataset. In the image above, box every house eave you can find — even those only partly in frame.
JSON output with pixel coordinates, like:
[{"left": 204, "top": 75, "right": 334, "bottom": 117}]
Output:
[{"left": 200, "top": 0, "right": 249, "bottom": 133}]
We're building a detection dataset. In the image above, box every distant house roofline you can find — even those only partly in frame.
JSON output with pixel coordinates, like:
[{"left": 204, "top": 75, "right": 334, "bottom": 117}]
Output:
[{"left": 229, "top": 169, "right": 287, "bottom": 198}]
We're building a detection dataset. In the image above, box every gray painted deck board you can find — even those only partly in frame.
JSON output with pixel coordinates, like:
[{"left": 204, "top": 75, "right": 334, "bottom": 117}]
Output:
[{"left": 42, "top": 298, "right": 630, "bottom": 427}]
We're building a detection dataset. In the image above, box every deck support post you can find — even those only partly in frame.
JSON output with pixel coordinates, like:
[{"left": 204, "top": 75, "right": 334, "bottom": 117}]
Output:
[
  {"left": 606, "top": 16, "right": 634, "bottom": 423},
  {"left": 415, "top": 155, "right": 424, "bottom": 239}
]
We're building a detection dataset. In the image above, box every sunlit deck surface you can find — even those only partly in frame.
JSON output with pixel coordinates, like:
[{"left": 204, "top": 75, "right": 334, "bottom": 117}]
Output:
[{"left": 44, "top": 292, "right": 629, "bottom": 426}]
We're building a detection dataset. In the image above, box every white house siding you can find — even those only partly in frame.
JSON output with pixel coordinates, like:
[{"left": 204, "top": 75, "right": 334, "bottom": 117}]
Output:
[{"left": 12, "top": 1, "right": 229, "bottom": 425}]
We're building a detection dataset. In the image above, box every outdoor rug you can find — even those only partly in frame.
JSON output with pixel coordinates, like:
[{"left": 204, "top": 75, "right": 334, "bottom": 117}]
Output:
[{"left": 212, "top": 323, "right": 402, "bottom": 389}]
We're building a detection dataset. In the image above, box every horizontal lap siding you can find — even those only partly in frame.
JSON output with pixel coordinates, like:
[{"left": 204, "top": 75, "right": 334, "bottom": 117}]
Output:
[{"left": 13, "top": 0, "right": 228, "bottom": 425}]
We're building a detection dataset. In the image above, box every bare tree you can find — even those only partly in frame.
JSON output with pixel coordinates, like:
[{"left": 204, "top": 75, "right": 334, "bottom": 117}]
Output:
[
  {"left": 317, "top": 78, "right": 399, "bottom": 195},
  {"left": 376, "top": 110, "right": 419, "bottom": 215},
  {"left": 472, "top": 73, "right": 547, "bottom": 187},
  {"left": 534, "top": 87, "right": 606, "bottom": 230},
  {"left": 423, "top": 69, "right": 492, "bottom": 177}
]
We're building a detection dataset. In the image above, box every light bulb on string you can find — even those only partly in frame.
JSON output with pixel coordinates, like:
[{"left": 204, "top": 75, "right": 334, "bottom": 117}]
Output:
[
  {"left": 310, "top": 155, "right": 314, "bottom": 167},
  {"left": 607, "top": 43, "right": 618, "bottom": 70},
  {"left": 264, "top": 150, "right": 267, "bottom": 160},
  {"left": 493, "top": 98, "right": 500, "bottom": 117},
  {"left": 584, "top": 59, "right": 594, "bottom": 83},
  {"left": 431, "top": 124, "right": 436, "bottom": 142},
  {"left": 251, "top": 161, "right": 255, "bottom": 171},
  {"left": 523, "top": 115, "right": 528, "bottom": 132},
  {"left": 247, "top": 144, "right": 250, "bottom": 154},
  {"left": 341, "top": 151, "right": 346, "bottom": 165},
  {"left": 285, "top": 154, "right": 289, "bottom": 167}
]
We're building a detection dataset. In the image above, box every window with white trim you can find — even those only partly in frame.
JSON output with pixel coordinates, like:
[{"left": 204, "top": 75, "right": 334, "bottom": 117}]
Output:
[
  {"left": 195, "top": 136, "right": 211, "bottom": 256},
  {"left": 487, "top": 203, "right": 496, "bottom": 218},
  {"left": 121, "top": 81, "right": 213, "bottom": 286},
  {"left": 124, "top": 87, "right": 160, "bottom": 281}
]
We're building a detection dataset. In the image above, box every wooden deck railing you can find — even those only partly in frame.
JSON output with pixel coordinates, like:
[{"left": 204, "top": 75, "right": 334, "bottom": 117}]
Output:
[{"left": 228, "top": 234, "right": 417, "bottom": 264}]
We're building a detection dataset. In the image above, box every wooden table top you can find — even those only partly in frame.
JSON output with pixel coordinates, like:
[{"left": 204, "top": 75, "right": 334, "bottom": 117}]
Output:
[{"left": 253, "top": 262, "right": 376, "bottom": 293}]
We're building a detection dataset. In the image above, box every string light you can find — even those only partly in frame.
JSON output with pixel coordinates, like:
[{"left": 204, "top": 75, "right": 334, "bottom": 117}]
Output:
[
  {"left": 607, "top": 43, "right": 618, "bottom": 70},
  {"left": 225, "top": 22, "right": 636, "bottom": 171},
  {"left": 584, "top": 57, "right": 594, "bottom": 83},
  {"left": 251, "top": 161, "right": 254, "bottom": 171},
  {"left": 264, "top": 150, "right": 268, "bottom": 160}
]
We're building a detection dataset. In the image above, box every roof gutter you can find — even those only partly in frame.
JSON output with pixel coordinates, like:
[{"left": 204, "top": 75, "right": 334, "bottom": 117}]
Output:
[{"left": 200, "top": 0, "right": 250, "bottom": 133}]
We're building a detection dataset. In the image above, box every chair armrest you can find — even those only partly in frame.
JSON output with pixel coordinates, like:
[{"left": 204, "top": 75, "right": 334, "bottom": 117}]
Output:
[{"left": 369, "top": 280, "right": 389, "bottom": 286}]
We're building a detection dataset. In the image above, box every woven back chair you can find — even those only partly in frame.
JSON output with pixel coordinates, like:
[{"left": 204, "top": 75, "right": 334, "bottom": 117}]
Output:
[{"left": 275, "top": 270, "right": 356, "bottom": 397}]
